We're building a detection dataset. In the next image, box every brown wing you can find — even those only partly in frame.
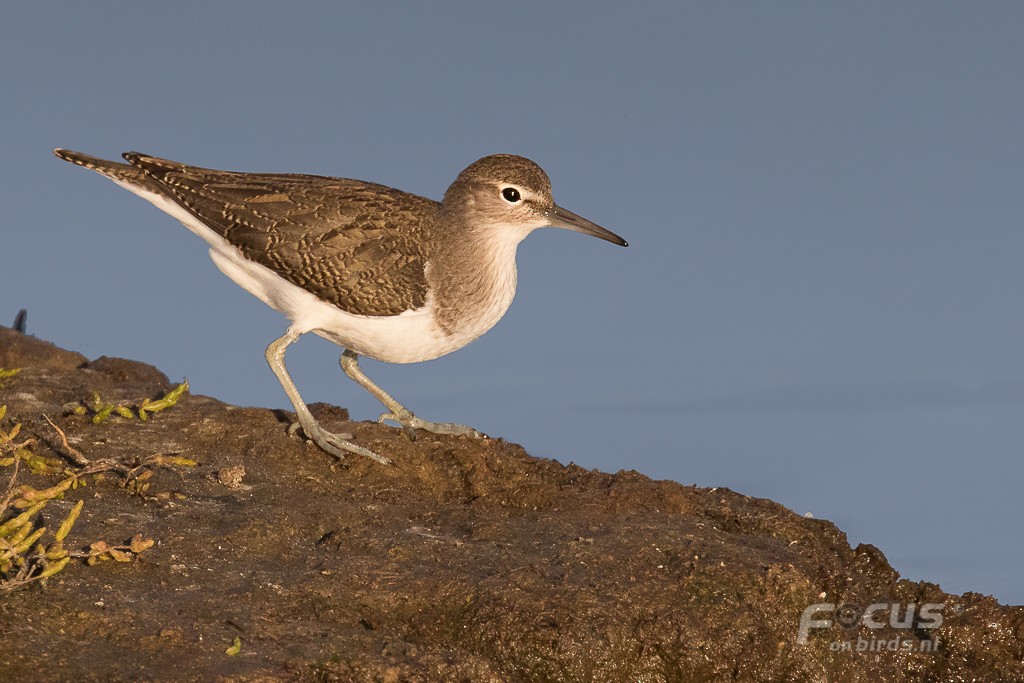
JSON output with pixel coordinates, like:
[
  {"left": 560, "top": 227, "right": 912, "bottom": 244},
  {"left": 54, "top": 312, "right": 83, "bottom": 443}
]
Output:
[{"left": 123, "top": 152, "right": 437, "bottom": 317}]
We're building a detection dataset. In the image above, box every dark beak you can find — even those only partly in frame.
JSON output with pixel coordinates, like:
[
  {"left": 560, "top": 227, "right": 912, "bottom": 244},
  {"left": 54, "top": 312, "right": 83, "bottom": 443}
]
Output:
[{"left": 543, "top": 205, "right": 628, "bottom": 247}]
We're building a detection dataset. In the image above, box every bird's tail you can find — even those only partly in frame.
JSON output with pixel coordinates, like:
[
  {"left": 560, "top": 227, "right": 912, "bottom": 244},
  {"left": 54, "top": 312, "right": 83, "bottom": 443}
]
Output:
[{"left": 53, "top": 148, "right": 149, "bottom": 185}]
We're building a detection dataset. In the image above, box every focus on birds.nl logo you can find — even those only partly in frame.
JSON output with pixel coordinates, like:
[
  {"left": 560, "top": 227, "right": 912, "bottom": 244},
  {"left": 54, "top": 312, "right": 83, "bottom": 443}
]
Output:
[{"left": 797, "top": 601, "right": 946, "bottom": 652}]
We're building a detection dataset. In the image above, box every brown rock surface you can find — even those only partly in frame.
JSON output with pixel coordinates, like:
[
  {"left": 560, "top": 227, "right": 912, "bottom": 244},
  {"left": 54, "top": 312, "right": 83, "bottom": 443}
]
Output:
[{"left": 0, "top": 326, "right": 1021, "bottom": 681}]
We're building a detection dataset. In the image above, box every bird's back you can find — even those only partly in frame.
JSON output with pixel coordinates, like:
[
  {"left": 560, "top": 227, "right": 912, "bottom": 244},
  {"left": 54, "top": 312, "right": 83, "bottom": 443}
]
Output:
[{"left": 56, "top": 149, "right": 439, "bottom": 317}]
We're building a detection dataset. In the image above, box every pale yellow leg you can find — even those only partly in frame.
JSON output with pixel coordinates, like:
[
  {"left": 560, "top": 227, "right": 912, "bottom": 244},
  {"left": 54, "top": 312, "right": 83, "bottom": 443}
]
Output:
[
  {"left": 339, "top": 350, "right": 485, "bottom": 441},
  {"left": 266, "top": 331, "right": 391, "bottom": 465}
]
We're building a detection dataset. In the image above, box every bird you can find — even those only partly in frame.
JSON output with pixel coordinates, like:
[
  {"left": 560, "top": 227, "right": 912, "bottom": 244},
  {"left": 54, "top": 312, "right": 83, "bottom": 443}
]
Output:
[{"left": 54, "top": 149, "right": 628, "bottom": 464}]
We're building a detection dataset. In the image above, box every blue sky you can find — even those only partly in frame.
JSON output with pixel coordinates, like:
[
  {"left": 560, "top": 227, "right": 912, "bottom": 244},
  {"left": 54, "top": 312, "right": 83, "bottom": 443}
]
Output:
[{"left": 4, "top": 3, "right": 1023, "bottom": 603}]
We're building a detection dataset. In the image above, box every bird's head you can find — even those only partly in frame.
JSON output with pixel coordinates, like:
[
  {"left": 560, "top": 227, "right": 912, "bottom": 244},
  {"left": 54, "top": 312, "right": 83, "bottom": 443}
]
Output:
[{"left": 442, "top": 154, "right": 628, "bottom": 247}]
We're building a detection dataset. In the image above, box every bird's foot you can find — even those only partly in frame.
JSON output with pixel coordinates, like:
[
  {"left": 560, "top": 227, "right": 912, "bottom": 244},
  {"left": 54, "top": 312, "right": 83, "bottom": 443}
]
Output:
[
  {"left": 377, "top": 409, "right": 486, "bottom": 441},
  {"left": 287, "top": 420, "right": 391, "bottom": 466}
]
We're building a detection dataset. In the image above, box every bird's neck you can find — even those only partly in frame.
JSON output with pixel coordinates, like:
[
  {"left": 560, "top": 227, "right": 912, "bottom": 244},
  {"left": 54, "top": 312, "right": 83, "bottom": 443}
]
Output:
[{"left": 429, "top": 221, "right": 530, "bottom": 340}]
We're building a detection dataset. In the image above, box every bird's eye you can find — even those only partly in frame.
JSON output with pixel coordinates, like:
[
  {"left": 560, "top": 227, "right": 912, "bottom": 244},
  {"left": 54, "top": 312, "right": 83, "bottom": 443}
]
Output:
[{"left": 501, "top": 187, "right": 521, "bottom": 203}]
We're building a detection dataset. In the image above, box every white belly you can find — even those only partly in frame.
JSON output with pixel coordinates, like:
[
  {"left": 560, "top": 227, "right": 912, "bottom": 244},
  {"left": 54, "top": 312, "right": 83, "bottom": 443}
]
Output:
[{"left": 207, "top": 247, "right": 460, "bottom": 362}]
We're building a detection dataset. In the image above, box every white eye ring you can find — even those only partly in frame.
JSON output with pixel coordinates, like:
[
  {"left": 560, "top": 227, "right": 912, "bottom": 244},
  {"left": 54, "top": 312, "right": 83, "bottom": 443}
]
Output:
[{"left": 501, "top": 187, "right": 521, "bottom": 203}]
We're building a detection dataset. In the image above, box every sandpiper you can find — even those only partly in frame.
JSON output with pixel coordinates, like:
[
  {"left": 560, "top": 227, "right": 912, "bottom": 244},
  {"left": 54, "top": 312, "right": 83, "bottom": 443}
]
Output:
[{"left": 54, "top": 149, "right": 627, "bottom": 464}]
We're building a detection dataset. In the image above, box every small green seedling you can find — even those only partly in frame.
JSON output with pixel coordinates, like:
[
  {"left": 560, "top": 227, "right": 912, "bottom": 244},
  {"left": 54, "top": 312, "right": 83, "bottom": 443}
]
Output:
[
  {"left": 225, "top": 637, "right": 242, "bottom": 656},
  {"left": 0, "top": 368, "right": 20, "bottom": 388},
  {"left": 82, "top": 380, "right": 190, "bottom": 424}
]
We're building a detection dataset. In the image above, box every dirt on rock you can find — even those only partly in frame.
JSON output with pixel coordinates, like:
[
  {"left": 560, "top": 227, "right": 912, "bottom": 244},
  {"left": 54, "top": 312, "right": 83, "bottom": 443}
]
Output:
[{"left": 0, "top": 326, "right": 1021, "bottom": 682}]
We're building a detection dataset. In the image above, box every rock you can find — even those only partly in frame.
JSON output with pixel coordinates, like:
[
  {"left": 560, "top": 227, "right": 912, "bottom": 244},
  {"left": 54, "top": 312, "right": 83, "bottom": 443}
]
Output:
[
  {"left": 0, "top": 329, "right": 86, "bottom": 370},
  {"left": 0, "top": 326, "right": 1021, "bottom": 681},
  {"left": 83, "top": 355, "right": 170, "bottom": 386}
]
